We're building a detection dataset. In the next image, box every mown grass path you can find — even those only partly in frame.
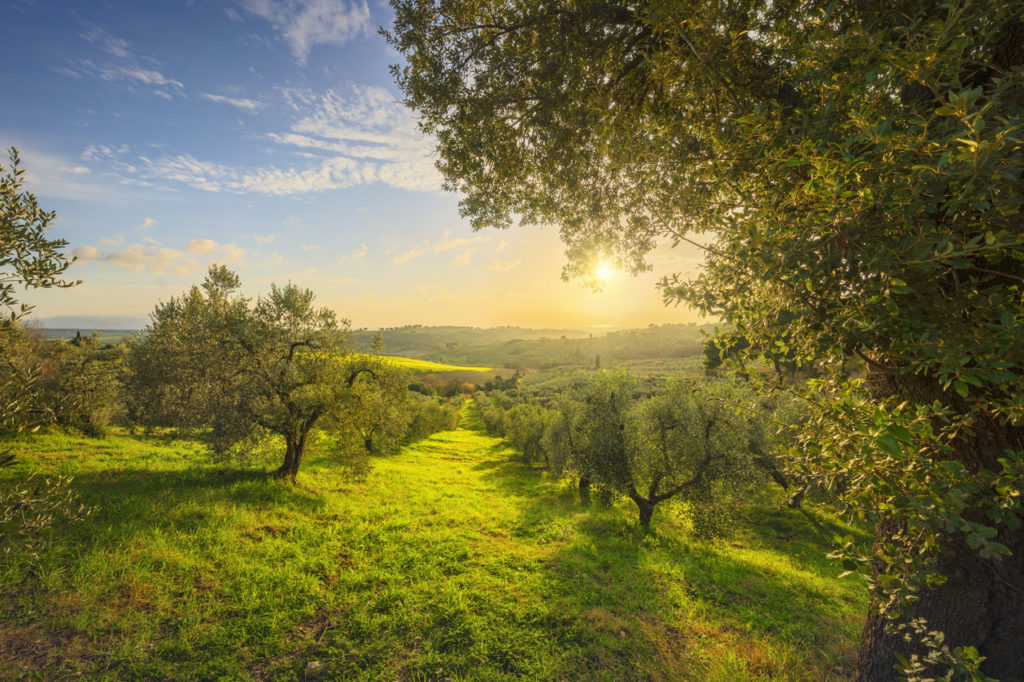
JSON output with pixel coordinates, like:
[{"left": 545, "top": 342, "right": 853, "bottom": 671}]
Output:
[{"left": 1, "top": 407, "right": 865, "bottom": 680}]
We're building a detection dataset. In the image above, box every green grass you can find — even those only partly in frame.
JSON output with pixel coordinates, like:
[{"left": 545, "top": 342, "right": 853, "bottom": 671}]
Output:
[{"left": 1, "top": 408, "right": 866, "bottom": 680}]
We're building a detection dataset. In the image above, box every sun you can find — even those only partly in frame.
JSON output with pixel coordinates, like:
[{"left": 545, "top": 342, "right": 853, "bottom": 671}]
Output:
[{"left": 594, "top": 258, "right": 614, "bottom": 283}]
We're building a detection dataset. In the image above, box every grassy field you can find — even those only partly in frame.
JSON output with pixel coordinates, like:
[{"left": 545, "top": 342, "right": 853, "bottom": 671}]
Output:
[
  {"left": 380, "top": 356, "right": 495, "bottom": 373},
  {"left": 1, "top": 407, "right": 866, "bottom": 680}
]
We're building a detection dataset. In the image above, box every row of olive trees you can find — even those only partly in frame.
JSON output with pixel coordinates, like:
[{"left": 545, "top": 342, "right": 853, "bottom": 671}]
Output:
[{"left": 478, "top": 371, "right": 804, "bottom": 535}]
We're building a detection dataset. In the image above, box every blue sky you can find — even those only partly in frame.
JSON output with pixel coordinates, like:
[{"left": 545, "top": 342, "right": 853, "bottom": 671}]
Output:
[{"left": 3, "top": 0, "right": 703, "bottom": 329}]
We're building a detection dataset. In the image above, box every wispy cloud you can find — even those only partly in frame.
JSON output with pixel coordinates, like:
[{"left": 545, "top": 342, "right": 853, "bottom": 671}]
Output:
[
  {"left": 200, "top": 92, "right": 266, "bottom": 112},
  {"left": 433, "top": 229, "right": 487, "bottom": 252},
  {"left": 253, "top": 234, "right": 275, "bottom": 245},
  {"left": 489, "top": 260, "right": 521, "bottom": 271},
  {"left": 238, "top": 0, "right": 371, "bottom": 64},
  {"left": 73, "top": 239, "right": 244, "bottom": 276},
  {"left": 452, "top": 248, "right": 474, "bottom": 267},
  {"left": 338, "top": 243, "right": 367, "bottom": 262},
  {"left": 392, "top": 247, "right": 424, "bottom": 264},
  {"left": 8, "top": 142, "right": 117, "bottom": 201},
  {"left": 266, "top": 85, "right": 443, "bottom": 192},
  {"left": 64, "top": 23, "right": 185, "bottom": 98},
  {"left": 79, "top": 24, "right": 132, "bottom": 59},
  {"left": 81, "top": 60, "right": 184, "bottom": 91},
  {"left": 79, "top": 85, "right": 442, "bottom": 195},
  {"left": 138, "top": 218, "right": 157, "bottom": 230},
  {"left": 496, "top": 239, "right": 508, "bottom": 253}
]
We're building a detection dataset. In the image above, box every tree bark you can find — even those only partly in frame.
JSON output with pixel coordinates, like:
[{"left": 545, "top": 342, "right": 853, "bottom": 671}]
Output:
[
  {"left": 273, "top": 433, "right": 307, "bottom": 484},
  {"left": 273, "top": 439, "right": 296, "bottom": 480},
  {"left": 634, "top": 497, "right": 654, "bottom": 531},
  {"left": 854, "top": 370, "right": 1024, "bottom": 680},
  {"left": 855, "top": 525, "right": 1024, "bottom": 680},
  {"left": 578, "top": 475, "right": 591, "bottom": 504}
]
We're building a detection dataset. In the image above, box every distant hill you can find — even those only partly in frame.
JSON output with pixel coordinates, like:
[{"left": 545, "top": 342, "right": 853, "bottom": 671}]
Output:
[
  {"left": 40, "top": 315, "right": 149, "bottom": 329},
  {"left": 41, "top": 329, "right": 138, "bottom": 345},
  {"left": 354, "top": 323, "right": 717, "bottom": 371}
]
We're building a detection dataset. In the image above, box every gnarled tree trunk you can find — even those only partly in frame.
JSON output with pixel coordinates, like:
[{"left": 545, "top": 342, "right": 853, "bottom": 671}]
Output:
[
  {"left": 854, "top": 370, "right": 1024, "bottom": 680},
  {"left": 578, "top": 475, "right": 591, "bottom": 504},
  {"left": 273, "top": 432, "right": 308, "bottom": 484}
]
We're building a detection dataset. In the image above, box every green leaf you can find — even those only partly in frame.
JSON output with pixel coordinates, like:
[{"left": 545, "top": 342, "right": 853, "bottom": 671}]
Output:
[{"left": 953, "top": 380, "right": 969, "bottom": 398}]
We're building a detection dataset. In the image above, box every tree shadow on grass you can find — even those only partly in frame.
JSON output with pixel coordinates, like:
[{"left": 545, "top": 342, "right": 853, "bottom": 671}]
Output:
[
  {"left": 5, "top": 464, "right": 329, "bottom": 577},
  {"left": 470, "top": 451, "right": 863, "bottom": 679}
]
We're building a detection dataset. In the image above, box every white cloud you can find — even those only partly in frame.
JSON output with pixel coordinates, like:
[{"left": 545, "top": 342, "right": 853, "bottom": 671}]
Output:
[
  {"left": 99, "top": 234, "right": 126, "bottom": 247},
  {"left": 79, "top": 24, "right": 132, "bottom": 59},
  {"left": 258, "top": 251, "right": 283, "bottom": 269},
  {"left": 489, "top": 260, "right": 521, "bottom": 271},
  {"left": 239, "top": 0, "right": 371, "bottom": 64},
  {"left": 186, "top": 238, "right": 217, "bottom": 254},
  {"left": 253, "top": 234, "right": 276, "bottom": 244},
  {"left": 72, "top": 239, "right": 244, "bottom": 276},
  {"left": 68, "top": 24, "right": 185, "bottom": 97},
  {"left": 267, "top": 85, "right": 442, "bottom": 192},
  {"left": 5, "top": 143, "right": 116, "bottom": 201},
  {"left": 138, "top": 218, "right": 157, "bottom": 230},
  {"left": 433, "top": 229, "right": 487, "bottom": 252},
  {"left": 200, "top": 92, "right": 266, "bottom": 112},
  {"left": 392, "top": 248, "right": 424, "bottom": 264},
  {"left": 78, "top": 86, "right": 442, "bottom": 195},
  {"left": 338, "top": 243, "right": 367, "bottom": 262},
  {"left": 85, "top": 62, "right": 184, "bottom": 90}
]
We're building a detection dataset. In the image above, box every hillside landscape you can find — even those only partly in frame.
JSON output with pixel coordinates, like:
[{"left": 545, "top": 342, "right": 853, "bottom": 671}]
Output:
[{"left": 4, "top": 0, "right": 1023, "bottom": 680}]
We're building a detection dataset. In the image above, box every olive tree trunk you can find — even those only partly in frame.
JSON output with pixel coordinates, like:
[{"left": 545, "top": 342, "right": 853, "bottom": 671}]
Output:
[
  {"left": 272, "top": 432, "right": 309, "bottom": 484},
  {"left": 854, "top": 371, "right": 1024, "bottom": 680}
]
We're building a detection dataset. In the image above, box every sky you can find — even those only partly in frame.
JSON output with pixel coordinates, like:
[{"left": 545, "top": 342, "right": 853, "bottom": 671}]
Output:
[{"left": 2, "top": 0, "right": 706, "bottom": 330}]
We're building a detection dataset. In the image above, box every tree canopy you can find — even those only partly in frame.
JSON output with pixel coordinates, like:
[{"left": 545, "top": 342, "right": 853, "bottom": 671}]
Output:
[
  {"left": 387, "top": 1, "right": 1024, "bottom": 678},
  {"left": 1, "top": 148, "right": 76, "bottom": 325},
  {"left": 130, "top": 266, "right": 384, "bottom": 482}
]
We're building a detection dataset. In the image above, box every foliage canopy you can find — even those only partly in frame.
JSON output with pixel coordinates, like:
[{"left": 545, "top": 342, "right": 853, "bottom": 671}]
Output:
[
  {"left": 0, "top": 148, "right": 76, "bottom": 325},
  {"left": 388, "top": 0, "right": 1024, "bottom": 677},
  {"left": 130, "top": 266, "right": 382, "bottom": 482}
]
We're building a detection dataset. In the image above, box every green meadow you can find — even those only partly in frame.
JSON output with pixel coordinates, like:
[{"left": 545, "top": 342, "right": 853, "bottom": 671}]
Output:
[
  {"left": 1, "top": 406, "right": 866, "bottom": 680},
  {"left": 380, "top": 356, "right": 495, "bottom": 374}
]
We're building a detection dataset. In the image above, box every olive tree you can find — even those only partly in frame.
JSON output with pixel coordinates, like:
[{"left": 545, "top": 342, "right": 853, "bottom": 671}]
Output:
[
  {"left": 388, "top": 1, "right": 1024, "bottom": 676},
  {"left": 1, "top": 148, "right": 76, "bottom": 437},
  {"left": 342, "top": 367, "right": 413, "bottom": 455},
  {"left": 1, "top": 148, "right": 76, "bottom": 325},
  {"left": 504, "top": 402, "right": 547, "bottom": 466},
  {"left": 129, "top": 266, "right": 381, "bottom": 482},
  {"left": 0, "top": 149, "right": 89, "bottom": 561},
  {"left": 628, "top": 380, "right": 759, "bottom": 535}
]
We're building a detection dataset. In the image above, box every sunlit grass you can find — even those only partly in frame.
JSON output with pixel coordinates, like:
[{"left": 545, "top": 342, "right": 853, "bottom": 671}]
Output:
[
  {"left": 377, "top": 355, "right": 494, "bottom": 373},
  {"left": 1, "top": 407, "right": 866, "bottom": 680}
]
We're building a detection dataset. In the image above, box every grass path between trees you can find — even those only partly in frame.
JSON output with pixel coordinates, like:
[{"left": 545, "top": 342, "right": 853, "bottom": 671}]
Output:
[{"left": 1, "top": 406, "right": 866, "bottom": 680}]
